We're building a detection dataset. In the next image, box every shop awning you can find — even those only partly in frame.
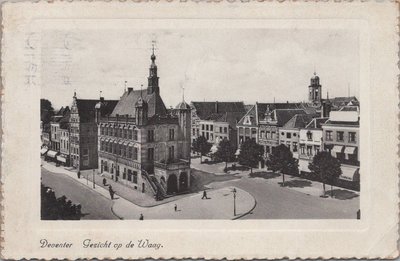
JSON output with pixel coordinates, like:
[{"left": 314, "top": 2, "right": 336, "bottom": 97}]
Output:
[
  {"left": 331, "top": 145, "right": 343, "bottom": 156},
  {"left": 235, "top": 149, "right": 241, "bottom": 156},
  {"left": 47, "top": 150, "right": 58, "bottom": 158},
  {"left": 118, "top": 140, "right": 124, "bottom": 145},
  {"left": 56, "top": 156, "right": 66, "bottom": 163},
  {"left": 340, "top": 165, "right": 359, "bottom": 181},
  {"left": 40, "top": 148, "right": 48, "bottom": 155},
  {"left": 344, "top": 146, "right": 356, "bottom": 154},
  {"left": 123, "top": 141, "right": 129, "bottom": 146},
  {"left": 128, "top": 142, "right": 134, "bottom": 147},
  {"left": 210, "top": 145, "right": 218, "bottom": 153}
]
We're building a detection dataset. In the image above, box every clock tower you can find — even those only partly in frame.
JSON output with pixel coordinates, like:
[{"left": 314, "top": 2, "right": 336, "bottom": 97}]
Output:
[{"left": 308, "top": 72, "right": 322, "bottom": 104}]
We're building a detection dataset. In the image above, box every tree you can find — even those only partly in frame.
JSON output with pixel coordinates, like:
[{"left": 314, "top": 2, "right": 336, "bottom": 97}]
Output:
[
  {"left": 238, "top": 139, "right": 264, "bottom": 173},
  {"left": 308, "top": 151, "right": 342, "bottom": 197},
  {"left": 192, "top": 136, "right": 212, "bottom": 164},
  {"left": 214, "top": 138, "right": 236, "bottom": 172},
  {"left": 266, "top": 144, "right": 298, "bottom": 187},
  {"left": 41, "top": 99, "right": 55, "bottom": 124}
]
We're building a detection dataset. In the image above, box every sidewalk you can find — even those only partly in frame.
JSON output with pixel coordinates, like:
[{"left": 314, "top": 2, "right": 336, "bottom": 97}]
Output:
[
  {"left": 41, "top": 161, "right": 256, "bottom": 219},
  {"left": 191, "top": 158, "right": 359, "bottom": 201},
  {"left": 113, "top": 186, "right": 255, "bottom": 220}
]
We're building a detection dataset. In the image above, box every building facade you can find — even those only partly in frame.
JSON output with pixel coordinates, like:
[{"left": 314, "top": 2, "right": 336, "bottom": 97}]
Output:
[
  {"left": 191, "top": 101, "right": 246, "bottom": 151},
  {"left": 97, "top": 51, "right": 191, "bottom": 198},
  {"left": 259, "top": 108, "right": 308, "bottom": 159},
  {"left": 298, "top": 117, "right": 328, "bottom": 173},
  {"left": 322, "top": 110, "right": 360, "bottom": 181},
  {"left": 58, "top": 112, "right": 71, "bottom": 166},
  {"left": 70, "top": 95, "right": 118, "bottom": 170},
  {"left": 279, "top": 114, "right": 314, "bottom": 159}
]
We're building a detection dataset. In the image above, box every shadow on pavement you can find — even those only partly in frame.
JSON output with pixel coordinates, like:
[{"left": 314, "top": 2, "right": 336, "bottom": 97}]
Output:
[
  {"left": 189, "top": 169, "right": 240, "bottom": 193},
  {"left": 249, "top": 171, "right": 280, "bottom": 179},
  {"left": 283, "top": 179, "right": 312, "bottom": 188},
  {"left": 326, "top": 189, "right": 359, "bottom": 200}
]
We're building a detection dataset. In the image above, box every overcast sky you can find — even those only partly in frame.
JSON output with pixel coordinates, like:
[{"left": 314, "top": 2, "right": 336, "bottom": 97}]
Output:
[{"left": 41, "top": 28, "right": 359, "bottom": 109}]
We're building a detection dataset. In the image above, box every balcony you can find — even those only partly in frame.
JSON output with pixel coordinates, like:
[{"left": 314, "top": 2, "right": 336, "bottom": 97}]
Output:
[{"left": 154, "top": 159, "right": 190, "bottom": 170}]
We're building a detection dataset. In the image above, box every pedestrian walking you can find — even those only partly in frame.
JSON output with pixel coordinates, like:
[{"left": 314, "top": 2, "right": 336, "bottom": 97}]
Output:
[
  {"left": 109, "top": 185, "right": 115, "bottom": 200},
  {"left": 139, "top": 214, "right": 144, "bottom": 220},
  {"left": 102, "top": 178, "right": 107, "bottom": 186},
  {"left": 174, "top": 204, "right": 177, "bottom": 212},
  {"left": 201, "top": 190, "right": 208, "bottom": 199},
  {"left": 77, "top": 171, "right": 81, "bottom": 179}
]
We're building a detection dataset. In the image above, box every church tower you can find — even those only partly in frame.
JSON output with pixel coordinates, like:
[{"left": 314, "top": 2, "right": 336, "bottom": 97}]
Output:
[
  {"left": 147, "top": 47, "right": 160, "bottom": 95},
  {"left": 308, "top": 72, "right": 322, "bottom": 103}
]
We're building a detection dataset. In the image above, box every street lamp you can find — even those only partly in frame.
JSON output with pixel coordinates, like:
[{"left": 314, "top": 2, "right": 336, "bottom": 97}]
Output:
[
  {"left": 232, "top": 187, "right": 237, "bottom": 216},
  {"left": 92, "top": 169, "right": 96, "bottom": 189}
]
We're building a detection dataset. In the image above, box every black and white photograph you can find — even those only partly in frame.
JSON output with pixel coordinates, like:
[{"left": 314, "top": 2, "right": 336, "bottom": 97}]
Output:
[
  {"left": 2, "top": 2, "right": 399, "bottom": 259},
  {"left": 40, "top": 29, "right": 361, "bottom": 220}
]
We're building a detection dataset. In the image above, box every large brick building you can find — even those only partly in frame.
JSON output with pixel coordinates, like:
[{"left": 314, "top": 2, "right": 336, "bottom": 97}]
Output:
[
  {"left": 97, "top": 51, "right": 191, "bottom": 198},
  {"left": 70, "top": 94, "right": 118, "bottom": 170}
]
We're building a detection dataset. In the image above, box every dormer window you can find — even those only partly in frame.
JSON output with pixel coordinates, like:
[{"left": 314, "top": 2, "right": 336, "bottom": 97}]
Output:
[{"left": 244, "top": 116, "right": 252, "bottom": 125}]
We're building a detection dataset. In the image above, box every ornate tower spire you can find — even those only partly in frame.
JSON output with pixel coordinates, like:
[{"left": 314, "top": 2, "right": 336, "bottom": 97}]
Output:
[{"left": 147, "top": 42, "right": 160, "bottom": 95}]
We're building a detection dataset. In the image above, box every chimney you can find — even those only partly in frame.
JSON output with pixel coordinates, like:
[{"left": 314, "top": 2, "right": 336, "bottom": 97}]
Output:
[
  {"left": 127, "top": 87, "right": 133, "bottom": 93},
  {"left": 215, "top": 101, "right": 218, "bottom": 113}
]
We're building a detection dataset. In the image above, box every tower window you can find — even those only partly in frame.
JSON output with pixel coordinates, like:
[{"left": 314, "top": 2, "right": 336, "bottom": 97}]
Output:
[{"left": 169, "top": 129, "right": 175, "bottom": 141}]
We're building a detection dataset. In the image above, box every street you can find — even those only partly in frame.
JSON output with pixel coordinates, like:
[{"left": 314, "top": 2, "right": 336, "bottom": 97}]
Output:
[
  {"left": 41, "top": 161, "right": 359, "bottom": 220},
  {"left": 209, "top": 176, "right": 359, "bottom": 219},
  {"left": 41, "top": 168, "right": 118, "bottom": 220}
]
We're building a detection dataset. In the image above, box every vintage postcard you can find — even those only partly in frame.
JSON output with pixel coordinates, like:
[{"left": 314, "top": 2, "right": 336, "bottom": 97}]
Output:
[{"left": 1, "top": 1, "right": 399, "bottom": 259}]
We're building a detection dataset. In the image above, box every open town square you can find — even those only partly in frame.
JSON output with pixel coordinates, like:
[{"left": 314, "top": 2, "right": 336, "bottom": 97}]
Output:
[{"left": 41, "top": 44, "right": 360, "bottom": 220}]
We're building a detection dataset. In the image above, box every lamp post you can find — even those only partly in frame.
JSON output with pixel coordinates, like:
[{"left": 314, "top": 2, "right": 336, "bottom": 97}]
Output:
[
  {"left": 92, "top": 169, "right": 96, "bottom": 189},
  {"left": 232, "top": 187, "right": 237, "bottom": 216}
]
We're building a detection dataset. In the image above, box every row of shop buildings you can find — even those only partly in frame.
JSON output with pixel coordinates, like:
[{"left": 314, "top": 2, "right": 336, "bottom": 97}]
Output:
[{"left": 189, "top": 73, "right": 360, "bottom": 181}]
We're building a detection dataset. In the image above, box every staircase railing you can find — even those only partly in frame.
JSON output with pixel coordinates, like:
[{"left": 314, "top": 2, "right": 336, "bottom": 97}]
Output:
[{"left": 140, "top": 169, "right": 157, "bottom": 196}]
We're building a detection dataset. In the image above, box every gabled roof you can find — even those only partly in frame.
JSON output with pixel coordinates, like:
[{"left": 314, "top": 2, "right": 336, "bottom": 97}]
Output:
[
  {"left": 204, "top": 111, "right": 245, "bottom": 130},
  {"left": 305, "top": 117, "right": 328, "bottom": 129},
  {"left": 111, "top": 89, "right": 167, "bottom": 118},
  {"left": 76, "top": 99, "right": 118, "bottom": 123},
  {"left": 236, "top": 105, "right": 257, "bottom": 127},
  {"left": 329, "top": 96, "right": 359, "bottom": 107},
  {"left": 282, "top": 114, "right": 314, "bottom": 129},
  {"left": 191, "top": 101, "right": 246, "bottom": 120},
  {"left": 56, "top": 106, "right": 70, "bottom": 116},
  {"left": 256, "top": 103, "right": 301, "bottom": 122},
  {"left": 339, "top": 106, "right": 359, "bottom": 112},
  {"left": 273, "top": 109, "right": 307, "bottom": 127}
]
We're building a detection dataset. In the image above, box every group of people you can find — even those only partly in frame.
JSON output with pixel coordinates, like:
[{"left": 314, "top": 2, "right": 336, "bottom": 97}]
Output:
[{"left": 41, "top": 184, "right": 82, "bottom": 220}]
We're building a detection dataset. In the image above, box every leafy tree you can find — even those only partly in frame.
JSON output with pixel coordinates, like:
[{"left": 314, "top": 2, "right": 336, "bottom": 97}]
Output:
[
  {"left": 41, "top": 99, "right": 55, "bottom": 124},
  {"left": 308, "top": 151, "right": 342, "bottom": 197},
  {"left": 238, "top": 139, "right": 264, "bottom": 174},
  {"left": 192, "top": 136, "right": 212, "bottom": 164},
  {"left": 214, "top": 138, "right": 236, "bottom": 171},
  {"left": 266, "top": 144, "right": 298, "bottom": 186}
]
